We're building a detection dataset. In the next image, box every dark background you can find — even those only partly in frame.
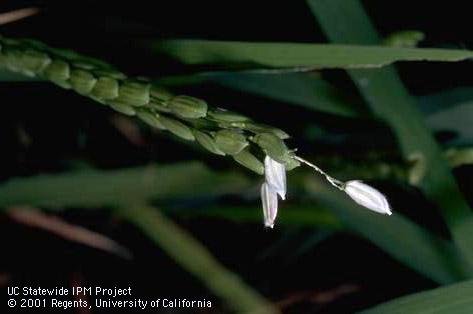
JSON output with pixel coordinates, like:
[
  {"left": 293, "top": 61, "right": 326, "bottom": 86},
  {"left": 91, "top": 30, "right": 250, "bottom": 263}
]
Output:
[{"left": 1, "top": 1, "right": 472, "bottom": 313}]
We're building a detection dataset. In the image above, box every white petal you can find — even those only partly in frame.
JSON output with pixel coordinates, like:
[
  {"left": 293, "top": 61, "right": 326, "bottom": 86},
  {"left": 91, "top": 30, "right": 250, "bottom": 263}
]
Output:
[
  {"left": 344, "top": 180, "right": 392, "bottom": 215},
  {"left": 261, "top": 182, "right": 278, "bottom": 228},
  {"left": 264, "top": 156, "right": 287, "bottom": 200}
]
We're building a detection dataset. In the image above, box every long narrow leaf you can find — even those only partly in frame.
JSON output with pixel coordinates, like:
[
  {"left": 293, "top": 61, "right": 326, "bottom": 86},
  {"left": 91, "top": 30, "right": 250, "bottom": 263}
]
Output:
[
  {"left": 151, "top": 40, "right": 473, "bottom": 70},
  {"left": 0, "top": 164, "right": 343, "bottom": 229},
  {"left": 204, "top": 72, "right": 364, "bottom": 117},
  {"left": 361, "top": 279, "right": 473, "bottom": 313},
  {"left": 123, "top": 206, "right": 277, "bottom": 313},
  {"left": 307, "top": 0, "right": 473, "bottom": 269},
  {"left": 0, "top": 163, "right": 249, "bottom": 209}
]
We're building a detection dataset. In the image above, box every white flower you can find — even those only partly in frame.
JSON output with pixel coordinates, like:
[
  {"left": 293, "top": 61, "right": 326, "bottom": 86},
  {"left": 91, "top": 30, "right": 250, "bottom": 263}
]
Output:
[
  {"left": 260, "top": 156, "right": 287, "bottom": 228},
  {"left": 264, "top": 156, "right": 286, "bottom": 200},
  {"left": 344, "top": 180, "right": 392, "bottom": 215},
  {"left": 261, "top": 182, "right": 278, "bottom": 228}
]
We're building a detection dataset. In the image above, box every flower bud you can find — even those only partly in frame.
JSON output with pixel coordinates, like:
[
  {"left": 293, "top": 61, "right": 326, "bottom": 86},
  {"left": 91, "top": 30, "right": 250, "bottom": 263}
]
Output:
[
  {"left": 108, "top": 103, "right": 136, "bottom": 116},
  {"left": 3, "top": 48, "right": 23, "bottom": 72},
  {"left": 233, "top": 148, "right": 264, "bottom": 174},
  {"left": 253, "top": 133, "right": 291, "bottom": 164},
  {"left": 70, "top": 69, "right": 97, "bottom": 95},
  {"left": 116, "top": 81, "right": 150, "bottom": 107},
  {"left": 150, "top": 86, "right": 173, "bottom": 102},
  {"left": 42, "top": 60, "right": 71, "bottom": 89},
  {"left": 208, "top": 108, "right": 250, "bottom": 122},
  {"left": 168, "top": 95, "right": 208, "bottom": 119},
  {"left": 136, "top": 110, "right": 166, "bottom": 129},
  {"left": 261, "top": 182, "right": 278, "bottom": 228},
  {"left": 19, "top": 49, "right": 51, "bottom": 76},
  {"left": 245, "top": 123, "right": 290, "bottom": 139},
  {"left": 214, "top": 130, "right": 248, "bottom": 155},
  {"left": 344, "top": 180, "right": 392, "bottom": 215},
  {"left": 91, "top": 77, "right": 119, "bottom": 100},
  {"left": 149, "top": 99, "right": 171, "bottom": 113},
  {"left": 193, "top": 129, "right": 225, "bottom": 156},
  {"left": 93, "top": 69, "right": 127, "bottom": 80},
  {"left": 159, "top": 115, "right": 195, "bottom": 141}
]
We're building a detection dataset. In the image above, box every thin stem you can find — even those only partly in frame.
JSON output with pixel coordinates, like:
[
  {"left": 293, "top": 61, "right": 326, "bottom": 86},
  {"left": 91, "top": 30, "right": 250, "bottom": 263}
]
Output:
[{"left": 293, "top": 155, "right": 345, "bottom": 190}]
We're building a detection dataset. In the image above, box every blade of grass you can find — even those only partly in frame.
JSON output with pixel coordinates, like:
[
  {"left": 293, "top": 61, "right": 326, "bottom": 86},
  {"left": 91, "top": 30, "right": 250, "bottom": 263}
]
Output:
[
  {"left": 122, "top": 206, "right": 277, "bottom": 314},
  {"left": 0, "top": 163, "right": 250, "bottom": 209},
  {"left": 0, "top": 165, "right": 343, "bottom": 229},
  {"left": 307, "top": 0, "right": 473, "bottom": 270},
  {"left": 156, "top": 71, "right": 366, "bottom": 117},
  {"left": 150, "top": 39, "right": 473, "bottom": 70},
  {"left": 360, "top": 279, "right": 473, "bottom": 314},
  {"left": 159, "top": 72, "right": 473, "bottom": 126},
  {"left": 204, "top": 72, "right": 364, "bottom": 117}
]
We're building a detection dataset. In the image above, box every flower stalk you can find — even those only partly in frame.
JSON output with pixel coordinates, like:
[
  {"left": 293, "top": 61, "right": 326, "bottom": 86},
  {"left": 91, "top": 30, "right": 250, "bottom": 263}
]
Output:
[
  {"left": 293, "top": 155, "right": 344, "bottom": 190},
  {"left": 0, "top": 35, "right": 393, "bottom": 227}
]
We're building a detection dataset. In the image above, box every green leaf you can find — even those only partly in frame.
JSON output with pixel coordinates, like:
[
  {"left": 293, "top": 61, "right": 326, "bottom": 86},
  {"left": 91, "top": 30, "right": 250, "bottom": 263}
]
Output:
[
  {"left": 208, "top": 72, "right": 364, "bottom": 117},
  {"left": 0, "top": 162, "right": 250, "bottom": 209},
  {"left": 124, "top": 206, "right": 276, "bottom": 313},
  {"left": 157, "top": 71, "right": 364, "bottom": 117},
  {"left": 160, "top": 71, "right": 473, "bottom": 127},
  {"left": 150, "top": 39, "right": 473, "bottom": 70},
  {"left": 307, "top": 0, "right": 473, "bottom": 270},
  {"left": 0, "top": 164, "right": 343, "bottom": 229},
  {"left": 361, "top": 279, "right": 473, "bottom": 313}
]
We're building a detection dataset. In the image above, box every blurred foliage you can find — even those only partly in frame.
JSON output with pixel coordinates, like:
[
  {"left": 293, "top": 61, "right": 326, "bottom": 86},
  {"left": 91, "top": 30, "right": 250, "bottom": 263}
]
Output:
[
  {"left": 124, "top": 206, "right": 276, "bottom": 314},
  {"left": 361, "top": 279, "right": 473, "bottom": 313},
  {"left": 308, "top": 0, "right": 473, "bottom": 271}
]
